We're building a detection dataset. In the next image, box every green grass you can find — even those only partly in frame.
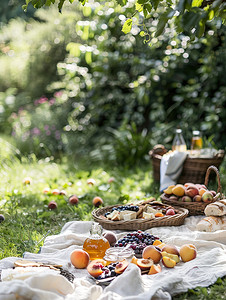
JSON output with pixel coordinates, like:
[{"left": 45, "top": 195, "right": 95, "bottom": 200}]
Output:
[{"left": 0, "top": 137, "right": 226, "bottom": 299}]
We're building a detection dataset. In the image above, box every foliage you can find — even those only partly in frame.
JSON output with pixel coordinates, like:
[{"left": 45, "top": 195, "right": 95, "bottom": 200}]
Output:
[{"left": 22, "top": 0, "right": 226, "bottom": 40}]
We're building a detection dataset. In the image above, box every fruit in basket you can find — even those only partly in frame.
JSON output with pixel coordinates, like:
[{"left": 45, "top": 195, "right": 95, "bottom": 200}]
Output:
[
  {"left": 172, "top": 185, "right": 185, "bottom": 197},
  {"left": 137, "top": 258, "right": 153, "bottom": 270},
  {"left": 161, "top": 245, "right": 180, "bottom": 256},
  {"left": 115, "top": 260, "right": 129, "bottom": 274},
  {"left": 166, "top": 208, "right": 175, "bottom": 216},
  {"left": 199, "top": 188, "right": 207, "bottom": 196},
  {"left": 185, "top": 186, "right": 199, "bottom": 198},
  {"left": 161, "top": 251, "right": 180, "bottom": 263},
  {"left": 148, "top": 264, "right": 162, "bottom": 275},
  {"left": 162, "top": 256, "right": 177, "bottom": 268},
  {"left": 142, "top": 245, "right": 162, "bottom": 263},
  {"left": 103, "top": 231, "right": 117, "bottom": 246},
  {"left": 193, "top": 195, "right": 202, "bottom": 202},
  {"left": 210, "top": 190, "right": 217, "bottom": 197},
  {"left": 169, "top": 195, "right": 178, "bottom": 201},
  {"left": 202, "top": 191, "right": 213, "bottom": 203},
  {"left": 179, "top": 244, "right": 197, "bottom": 262},
  {"left": 182, "top": 196, "right": 192, "bottom": 202},
  {"left": 163, "top": 185, "right": 175, "bottom": 195},
  {"left": 93, "top": 197, "right": 103, "bottom": 207},
  {"left": 70, "top": 249, "right": 90, "bottom": 269}
]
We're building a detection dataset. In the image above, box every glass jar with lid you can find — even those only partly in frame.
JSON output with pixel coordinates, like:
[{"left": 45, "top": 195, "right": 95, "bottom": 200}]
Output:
[
  {"left": 172, "top": 129, "right": 187, "bottom": 152},
  {"left": 191, "top": 130, "right": 203, "bottom": 150},
  {"left": 103, "top": 247, "right": 134, "bottom": 265}
]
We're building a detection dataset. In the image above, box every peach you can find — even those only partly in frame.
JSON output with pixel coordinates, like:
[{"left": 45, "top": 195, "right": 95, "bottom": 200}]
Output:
[
  {"left": 182, "top": 196, "right": 192, "bottom": 202},
  {"left": 163, "top": 185, "right": 175, "bottom": 195},
  {"left": 166, "top": 208, "right": 175, "bottom": 216},
  {"left": 172, "top": 185, "right": 185, "bottom": 197},
  {"left": 184, "top": 182, "right": 195, "bottom": 187},
  {"left": 48, "top": 201, "right": 57, "bottom": 210},
  {"left": 131, "top": 256, "right": 138, "bottom": 265},
  {"left": 169, "top": 195, "right": 178, "bottom": 201},
  {"left": 87, "top": 261, "right": 104, "bottom": 277},
  {"left": 193, "top": 195, "right": 202, "bottom": 202},
  {"left": 136, "top": 258, "right": 153, "bottom": 271},
  {"left": 202, "top": 191, "right": 213, "bottom": 203},
  {"left": 210, "top": 190, "right": 217, "bottom": 197},
  {"left": 199, "top": 188, "right": 207, "bottom": 196},
  {"left": 161, "top": 245, "right": 180, "bottom": 256},
  {"left": 152, "top": 240, "right": 163, "bottom": 247},
  {"left": 92, "top": 197, "right": 103, "bottom": 207},
  {"left": 115, "top": 260, "right": 129, "bottom": 274},
  {"left": 148, "top": 264, "right": 162, "bottom": 275},
  {"left": 162, "top": 256, "right": 176, "bottom": 268},
  {"left": 68, "top": 195, "right": 79, "bottom": 205},
  {"left": 103, "top": 231, "right": 117, "bottom": 246},
  {"left": 161, "top": 251, "right": 180, "bottom": 263},
  {"left": 179, "top": 244, "right": 197, "bottom": 262},
  {"left": 142, "top": 245, "right": 162, "bottom": 264},
  {"left": 87, "top": 178, "right": 96, "bottom": 185},
  {"left": 156, "top": 242, "right": 166, "bottom": 250},
  {"left": 185, "top": 186, "right": 199, "bottom": 198},
  {"left": 70, "top": 249, "right": 90, "bottom": 269}
]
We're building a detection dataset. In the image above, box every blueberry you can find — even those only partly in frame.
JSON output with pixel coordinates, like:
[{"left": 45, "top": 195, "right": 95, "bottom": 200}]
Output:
[{"left": 0, "top": 214, "right": 5, "bottom": 223}]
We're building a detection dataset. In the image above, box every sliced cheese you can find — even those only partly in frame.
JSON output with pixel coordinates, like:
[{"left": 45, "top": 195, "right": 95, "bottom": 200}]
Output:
[
  {"left": 123, "top": 211, "right": 137, "bottom": 221},
  {"left": 146, "top": 206, "right": 162, "bottom": 215},
  {"left": 143, "top": 212, "right": 155, "bottom": 220}
]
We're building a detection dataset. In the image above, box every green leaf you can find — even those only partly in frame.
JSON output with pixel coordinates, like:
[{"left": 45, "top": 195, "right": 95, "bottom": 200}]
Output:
[
  {"left": 177, "top": 0, "right": 186, "bottom": 13},
  {"left": 211, "top": 0, "right": 223, "bottom": 9},
  {"left": 83, "top": 6, "right": 92, "bottom": 17},
  {"left": 139, "top": 30, "right": 146, "bottom": 37},
  {"left": 69, "top": 0, "right": 74, "bottom": 3},
  {"left": 208, "top": 9, "right": 215, "bottom": 20},
  {"left": 85, "top": 52, "right": 92, "bottom": 65},
  {"left": 137, "top": 0, "right": 147, "bottom": 4},
  {"left": 66, "top": 43, "right": 81, "bottom": 57},
  {"left": 192, "top": 0, "right": 203, "bottom": 7},
  {"left": 58, "top": 0, "right": 65, "bottom": 12},
  {"left": 150, "top": 0, "right": 160, "bottom": 10},
  {"left": 115, "top": 0, "right": 127, "bottom": 6},
  {"left": 155, "top": 16, "right": 168, "bottom": 36},
  {"left": 122, "top": 19, "right": 133, "bottom": 34},
  {"left": 144, "top": 3, "right": 152, "bottom": 13},
  {"left": 135, "top": 2, "right": 143, "bottom": 12}
]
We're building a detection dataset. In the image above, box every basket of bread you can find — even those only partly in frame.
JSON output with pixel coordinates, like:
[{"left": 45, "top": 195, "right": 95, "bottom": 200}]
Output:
[
  {"left": 160, "top": 165, "right": 224, "bottom": 216},
  {"left": 92, "top": 199, "right": 189, "bottom": 230}
]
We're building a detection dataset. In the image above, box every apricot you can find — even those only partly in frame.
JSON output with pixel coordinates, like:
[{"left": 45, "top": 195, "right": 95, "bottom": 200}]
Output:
[
  {"left": 148, "top": 264, "right": 162, "bottom": 275},
  {"left": 161, "top": 245, "right": 179, "bottom": 256},
  {"left": 202, "top": 191, "right": 213, "bottom": 203},
  {"left": 92, "top": 197, "right": 103, "bottom": 207},
  {"left": 156, "top": 242, "right": 166, "bottom": 250},
  {"left": 199, "top": 188, "right": 207, "bottom": 196},
  {"left": 162, "top": 256, "right": 176, "bottom": 268},
  {"left": 185, "top": 186, "right": 199, "bottom": 198},
  {"left": 179, "top": 244, "right": 197, "bottom": 262},
  {"left": 193, "top": 195, "right": 202, "bottom": 202},
  {"left": 52, "top": 189, "right": 60, "bottom": 195},
  {"left": 70, "top": 249, "right": 90, "bottom": 269},
  {"left": 169, "top": 195, "right": 178, "bottom": 201},
  {"left": 131, "top": 256, "right": 138, "bottom": 265},
  {"left": 153, "top": 240, "right": 162, "bottom": 246},
  {"left": 136, "top": 258, "right": 153, "bottom": 270},
  {"left": 161, "top": 251, "right": 180, "bottom": 263},
  {"left": 155, "top": 212, "right": 164, "bottom": 217},
  {"left": 172, "top": 185, "right": 185, "bottom": 197},
  {"left": 115, "top": 260, "right": 129, "bottom": 274},
  {"left": 163, "top": 185, "right": 175, "bottom": 195},
  {"left": 23, "top": 177, "right": 32, "bottom": 185},
  {"left": 103, "top": 231, "right": 117, "bottom": 246},
  {"left": 142, "top": 245, "right": 162, "bottom": 264},
  {"left": 48, "top": 201, "right": 57, "bottom": 210},
  {"left": 68, "top": 195, "right": 79, "bottom": 205},
  {"left": 87, "top": 261, "right": 104, "bottom": 278}
]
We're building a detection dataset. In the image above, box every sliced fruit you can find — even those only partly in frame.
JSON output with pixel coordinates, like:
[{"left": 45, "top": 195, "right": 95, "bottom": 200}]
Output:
[
  {"left": 148, "top": 264, "right": 162, "bottom": 275},
  {"left": 136, "top": 258, "right": 153, "bottom": 271},
  {"left": 161, "top": 251, "right": 180, "bottom": 263},
  {"left": 115, "top": 260, "right": 129, "bottom": 274},
  {"left": 162, "top": 256, "right": 176, "bottom": 268}
]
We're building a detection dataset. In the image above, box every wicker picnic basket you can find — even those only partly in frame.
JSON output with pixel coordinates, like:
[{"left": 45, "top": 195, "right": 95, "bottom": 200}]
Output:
[
  {"left": 160, "top": 165, "right": 224, "bottom": 216},
  {"left": 149, "top": 145, "right": 225, "bottom": 184},
  {"left": 92, "top": 200, "right": 189, "bottom": 231}
]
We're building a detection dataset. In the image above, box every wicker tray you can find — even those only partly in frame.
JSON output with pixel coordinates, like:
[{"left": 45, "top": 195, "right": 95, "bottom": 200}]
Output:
[
  {"left": 92, "top": 201, "right": 189, "bottom": 230},
  {"left": 161, "top": 165, "right": 223, "bottom": 216},
  {"left": 149, "top": 146, "right": 225, "bottom": 184}
]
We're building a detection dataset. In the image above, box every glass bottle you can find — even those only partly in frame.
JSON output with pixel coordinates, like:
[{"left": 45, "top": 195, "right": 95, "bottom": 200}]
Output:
[
  {"left": 83, "top": 222, "right": 110, "bottom": 260},
  {"left": 172, "top": 129, "right": 187, "bottom": 152},
  {"left": 191, "top": 130, "right": 203, "bottom": 150}
]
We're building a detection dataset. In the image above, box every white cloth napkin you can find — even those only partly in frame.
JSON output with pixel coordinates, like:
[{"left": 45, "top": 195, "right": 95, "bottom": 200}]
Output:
[
  {"left": 1, "top": 219, "right": 226, "bottom": 300},
  {"left": 160, "top": 151, "right": 188, "bottom": 192}
]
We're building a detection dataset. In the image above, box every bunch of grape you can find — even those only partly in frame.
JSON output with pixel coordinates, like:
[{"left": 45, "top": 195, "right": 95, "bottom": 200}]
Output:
[
  {"left": 104, "top": 205, "right": 139, "bottom": 217},
  {"left": 114, "top": 230, "right": 161, "bottom": 255}
]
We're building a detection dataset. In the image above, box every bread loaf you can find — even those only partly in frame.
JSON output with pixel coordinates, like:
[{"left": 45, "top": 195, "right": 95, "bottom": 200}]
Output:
[
  {"left": 196, "top": 216, "right": 226, "bottom": 232},
  {"left": 204, "top": 199, "right": 226, "bottom": 217}
]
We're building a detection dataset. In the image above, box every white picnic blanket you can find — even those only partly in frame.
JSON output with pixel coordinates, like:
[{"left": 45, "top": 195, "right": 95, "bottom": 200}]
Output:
[{"left": 1, "top": 217, "right": 226, "bottom": 300}]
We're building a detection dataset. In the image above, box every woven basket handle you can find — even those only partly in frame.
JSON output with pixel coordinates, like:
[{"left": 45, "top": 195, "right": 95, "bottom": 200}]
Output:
[{"left": 204, "top": 165, "right": 222, "bottom": 195}]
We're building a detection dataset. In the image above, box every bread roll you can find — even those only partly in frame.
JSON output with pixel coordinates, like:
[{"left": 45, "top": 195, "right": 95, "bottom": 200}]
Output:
[
  {"left": 204, "top": 199, "right": 226, "bottom": 217},
  {"left": 196, "top": 216, "right": 226, "bottom": 232}
]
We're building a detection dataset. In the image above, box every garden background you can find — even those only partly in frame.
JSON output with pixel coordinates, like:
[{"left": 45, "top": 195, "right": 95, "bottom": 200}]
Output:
[{"left": 0, "top": 0, "right": 226, "bottom": 299}]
